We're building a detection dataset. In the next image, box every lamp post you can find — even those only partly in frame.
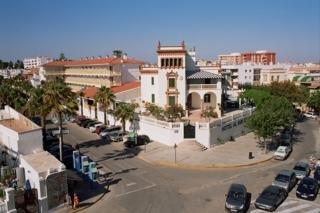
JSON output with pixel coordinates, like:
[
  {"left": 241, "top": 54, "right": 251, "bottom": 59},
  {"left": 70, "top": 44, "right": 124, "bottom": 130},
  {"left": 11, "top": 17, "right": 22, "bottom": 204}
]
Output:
[{"left": 174, "top": 143, "right": 177, "bottom": 164}]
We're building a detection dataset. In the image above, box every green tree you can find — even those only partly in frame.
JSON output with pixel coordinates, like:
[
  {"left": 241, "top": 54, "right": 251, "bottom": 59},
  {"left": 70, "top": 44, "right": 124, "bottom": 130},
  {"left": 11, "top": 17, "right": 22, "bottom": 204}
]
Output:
[
  {"left": 145, "top": 102, "right": 164, "bottom": 119},
  {"left": 94, "top": 86, "right": 116, "bottom": 125},
  {"left": 114, "top": 102, "right": 138, "bottom": 132},
  {"left": 240, "top": 88, "right": 272, "bottom": 108},
  {"left": 246, "top": 96, "right": 295, "bottom": 153},
  {"left": 164, "top": 105, "right": 184, "bottom": 122},
  {"left": 201, "top": 106, "right": 218, "bottom": 122},
  {"left": 43, "top": 77, "right": 78, "bottom": 161},
  {"left": 8, "top": 61, "right": 14, "bottom": 69},
  {"left": 23, "top": 87, "right": 51, "bottom": 145},
  {"left": 307, "top": 91, "right": 320, "bottom": 113},
  {"left": 59, "top": 53, "right": 66, "bottom": 60},
  {"left": 269, "top": 81, "right": 306, "bottom": 104}
]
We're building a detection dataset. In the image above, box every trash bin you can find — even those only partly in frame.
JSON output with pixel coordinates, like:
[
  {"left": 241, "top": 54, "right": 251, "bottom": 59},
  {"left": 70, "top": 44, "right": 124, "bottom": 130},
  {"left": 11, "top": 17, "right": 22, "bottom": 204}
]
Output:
[{"left": 248, "top": 152, "right": 253, "bottom": 159}]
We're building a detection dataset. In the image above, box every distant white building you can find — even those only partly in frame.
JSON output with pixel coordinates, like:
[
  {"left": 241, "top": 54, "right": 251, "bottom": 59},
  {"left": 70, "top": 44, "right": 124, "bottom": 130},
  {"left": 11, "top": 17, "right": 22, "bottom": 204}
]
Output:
[
  {"left": 23, "top": 57, "right": 52, "bottom": 69},
  {"left": 0, "top": 69, "right": 23, "bottom": 79}
]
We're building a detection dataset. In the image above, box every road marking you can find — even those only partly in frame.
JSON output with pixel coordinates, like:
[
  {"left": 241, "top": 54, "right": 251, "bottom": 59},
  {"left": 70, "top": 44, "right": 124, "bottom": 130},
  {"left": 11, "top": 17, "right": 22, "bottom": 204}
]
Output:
[
  {"left": 250, "top": 209, "right": 265, "bottom": 213},
  {"left": 305, "top": 209, "right": 320, "bottom": 213},
  {"left": 115, "top": 183, "right": 156, "bottom": 197},
  {"left": 126, "top": 182, "right": 136, "bottom": 187},
  {"left": 279, "top": 200, "right": 298, "bottom": 208},
  {"left": 277, "top": 204, "right": 311, "bottom": 213}
]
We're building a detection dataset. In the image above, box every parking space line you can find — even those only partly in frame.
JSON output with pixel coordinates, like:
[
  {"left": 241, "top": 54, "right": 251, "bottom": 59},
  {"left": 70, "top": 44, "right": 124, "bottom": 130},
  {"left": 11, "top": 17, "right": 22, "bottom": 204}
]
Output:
[{"left": 277, "top": 204, "right": 311, "bottom": 213}]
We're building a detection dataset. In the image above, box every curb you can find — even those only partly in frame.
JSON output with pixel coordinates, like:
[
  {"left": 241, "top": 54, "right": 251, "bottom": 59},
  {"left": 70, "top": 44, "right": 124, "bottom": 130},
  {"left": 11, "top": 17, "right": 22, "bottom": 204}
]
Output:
[{"left": 137, "top": 155, "right": 274, "bottom": 170}]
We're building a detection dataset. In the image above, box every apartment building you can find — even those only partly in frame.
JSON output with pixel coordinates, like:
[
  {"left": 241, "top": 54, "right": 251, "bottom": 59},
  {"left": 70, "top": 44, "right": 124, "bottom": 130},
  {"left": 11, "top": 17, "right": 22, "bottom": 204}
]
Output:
[
  {"left": 219, "top": 50, "right": 276, "bottom": 65},
  {"left": 23, "top": 57, "right": 52, "bottom": 69},
  {"left": 43, "top": 54, "right": 143, "bottom": 91}
]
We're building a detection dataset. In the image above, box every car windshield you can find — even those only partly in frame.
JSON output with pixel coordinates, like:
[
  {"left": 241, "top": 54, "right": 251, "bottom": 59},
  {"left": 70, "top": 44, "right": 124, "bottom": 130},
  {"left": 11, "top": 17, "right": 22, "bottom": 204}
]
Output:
[
  {"left": 302, "top": 182, "right": 315, "bottom": 190},
  {"left": 228, "top": 190, "right": 244, "bottom": 199},
  {"left": 275, "top": 174, "right": 289, "bottom": 182},
  {"left": 294, "top": 165, "right": 306, "bottom": 171},
  {"left": 261, "top": 190, "right": 277, "bottom": 198},
  {"left": 277, "top": 149, "right": 285, "bottom": 154}
]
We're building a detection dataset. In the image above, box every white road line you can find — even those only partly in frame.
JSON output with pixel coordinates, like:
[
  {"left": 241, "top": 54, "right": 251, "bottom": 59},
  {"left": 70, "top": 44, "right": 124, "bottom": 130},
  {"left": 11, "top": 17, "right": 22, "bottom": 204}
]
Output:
[
  {"left": 304, "top": 208, "right": 320, "bottom": 213},
  {"left": 277, "top": 204, "right": 311, "bottom": 213},
  {"left": 115, "top": 183, "right": 156, "bottom": 197},
  {"left": 278, "top": 200, "right": 298, "bottom": 208},
  {"left": 126, "top": 182, "right": 136, "bottom": 187},
  {"left": 250, "top": 209, "right": 265, "bottom": 213}
]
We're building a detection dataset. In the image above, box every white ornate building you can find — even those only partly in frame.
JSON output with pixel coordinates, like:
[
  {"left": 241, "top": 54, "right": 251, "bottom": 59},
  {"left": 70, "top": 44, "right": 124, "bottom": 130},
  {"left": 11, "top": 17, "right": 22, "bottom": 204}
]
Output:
[{"left": 140, "top": 42, "right": 223, "bottom": 117}]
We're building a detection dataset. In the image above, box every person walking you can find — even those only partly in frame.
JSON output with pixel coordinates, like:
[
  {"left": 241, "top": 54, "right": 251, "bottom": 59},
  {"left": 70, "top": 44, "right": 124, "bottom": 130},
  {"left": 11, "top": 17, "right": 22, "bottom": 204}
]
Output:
[{"left": 73, "top": 193, "right": 79, "bottom": 209}]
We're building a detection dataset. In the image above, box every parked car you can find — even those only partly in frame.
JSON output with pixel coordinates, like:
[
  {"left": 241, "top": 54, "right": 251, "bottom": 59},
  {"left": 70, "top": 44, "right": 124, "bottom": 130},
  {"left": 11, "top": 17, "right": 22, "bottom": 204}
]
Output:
[
  {"left": 225, "top": 183, "right": 250, "bottom": 212},
  {"left": 304, "top": 111, "right": 317, "bottom": 119},
  {"left": 293, "top": 161, "right": 310, "bottom": 179},
  {"left": 100, "top": 125, "right": 122, "bottom": 137},
  {"left": 281, "top": 141, "right": 292, "bottom": 153},
  {"left": 254, "top": 185, "right": 287, "bottom": 212},
  {"left": 272, "top": 170, "right": 297, "bottom": 192},
  {"left": 80, "top": 119, "right": 95, "bottom": 127},
  {"left": 108, "top": 131, "right": 126, "bottom": 142},
  {"left": 274, "top": 146, "right": 290, "bottom": 160},
  {"left": 89, "top": 123, "right": 104, "bottom": 133},
  {"left": 124, "top": 135, "right": 150, "bottom": 148},
  {"left": 48, "top": 144, "right": 75, "bottom": 157},
  {"left": 76, "top": 117, "right": 88, "bottom": 125},
  {"left": 85, "top": 121, "right": 100, "bottom": 128},
  {"left": 296, "top": 177, "right": 319, "bottom": 200},
  {"left": 94, "top": 125, "right": 107, "bottom": 134},
  {"left": 313, "top": 166, "right": 320, "bottom": 184}
]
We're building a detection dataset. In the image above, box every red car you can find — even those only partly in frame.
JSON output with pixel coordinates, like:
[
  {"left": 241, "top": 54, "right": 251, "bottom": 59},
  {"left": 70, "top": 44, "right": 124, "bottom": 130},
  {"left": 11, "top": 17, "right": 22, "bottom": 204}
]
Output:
[{"left": 94, "top": 125, "right": 107, "bottom": 134}]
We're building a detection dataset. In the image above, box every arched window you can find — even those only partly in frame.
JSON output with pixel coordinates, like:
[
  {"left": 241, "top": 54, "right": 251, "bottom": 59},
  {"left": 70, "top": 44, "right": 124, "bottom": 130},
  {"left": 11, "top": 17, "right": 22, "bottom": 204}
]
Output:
[{"left": 204, "top": 94, "right": 211, "bottom": 103}]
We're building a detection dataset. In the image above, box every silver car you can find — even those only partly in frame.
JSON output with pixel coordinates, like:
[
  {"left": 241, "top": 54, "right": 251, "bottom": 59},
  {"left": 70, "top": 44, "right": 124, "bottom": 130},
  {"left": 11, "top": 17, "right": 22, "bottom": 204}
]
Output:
[
  {"left": 272, "top": 170, "right": 297, "bottom": 192},
  {"left": 293, "top": 162, "right": 310, "bottom": 179},
  {"left": 108, "top": 131, "right": 125, "bottom": 142}
]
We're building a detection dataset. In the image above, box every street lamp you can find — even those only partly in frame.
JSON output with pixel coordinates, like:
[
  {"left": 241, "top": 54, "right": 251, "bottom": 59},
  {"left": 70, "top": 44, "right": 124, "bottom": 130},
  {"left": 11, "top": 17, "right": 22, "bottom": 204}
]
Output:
[{"left": 174, "top": 143, "right": 178, "bottom": 164}]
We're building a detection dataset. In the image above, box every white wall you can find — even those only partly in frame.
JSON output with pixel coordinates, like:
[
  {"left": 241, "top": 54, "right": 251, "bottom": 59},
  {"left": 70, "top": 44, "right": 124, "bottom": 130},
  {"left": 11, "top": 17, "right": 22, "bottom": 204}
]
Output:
[
  {"left": 138, "top": 119, "right": 184, "bottom": 146},
  {"left": 141, "top": 74, "right": 158, "bottom": 104},
  {"left": 18, "top": 130, "right": 43, "bottom": 155}
]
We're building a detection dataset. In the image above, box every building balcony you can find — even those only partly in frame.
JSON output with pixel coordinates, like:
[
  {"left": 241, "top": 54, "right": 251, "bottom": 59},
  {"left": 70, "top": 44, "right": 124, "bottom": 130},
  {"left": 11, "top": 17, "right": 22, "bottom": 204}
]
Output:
[{"left": 188, "top": 84, "right": 218, "bottom": 90}]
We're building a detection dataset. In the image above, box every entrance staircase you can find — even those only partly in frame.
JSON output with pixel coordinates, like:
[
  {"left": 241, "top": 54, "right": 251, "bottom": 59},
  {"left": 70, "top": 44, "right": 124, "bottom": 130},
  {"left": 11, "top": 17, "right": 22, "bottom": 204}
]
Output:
[{"left": 181, "top": 139, "right": 207, "bottom": 151}]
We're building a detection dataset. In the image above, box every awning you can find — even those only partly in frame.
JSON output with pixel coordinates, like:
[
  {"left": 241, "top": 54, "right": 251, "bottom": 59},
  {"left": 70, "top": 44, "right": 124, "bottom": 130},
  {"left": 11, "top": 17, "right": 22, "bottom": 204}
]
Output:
[
  {"left": 187, "top": 70, "right": 222, "bottom": 79},
  {"left": 292, "top": 75, "right": 301, "bottom": 81},
  {"left": 300, "top": 76, "right": 312, "bottom": 82}
]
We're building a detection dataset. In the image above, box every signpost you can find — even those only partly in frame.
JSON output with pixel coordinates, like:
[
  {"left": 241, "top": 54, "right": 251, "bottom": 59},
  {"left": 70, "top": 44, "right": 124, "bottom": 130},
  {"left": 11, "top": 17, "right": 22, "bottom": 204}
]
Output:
[{"left": 51, "top": 129, "right": 70, "bottom": 137}]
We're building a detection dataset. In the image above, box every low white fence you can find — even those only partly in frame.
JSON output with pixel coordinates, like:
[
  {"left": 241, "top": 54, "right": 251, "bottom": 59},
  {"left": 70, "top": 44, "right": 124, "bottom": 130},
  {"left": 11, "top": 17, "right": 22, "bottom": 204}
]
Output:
[{"left": 138, "top": 115, "right": 184, "bottom": 147}]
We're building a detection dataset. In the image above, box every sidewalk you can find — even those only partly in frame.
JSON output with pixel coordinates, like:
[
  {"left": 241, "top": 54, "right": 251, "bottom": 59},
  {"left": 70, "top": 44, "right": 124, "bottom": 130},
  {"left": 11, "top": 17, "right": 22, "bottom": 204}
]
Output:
[{"left": 138, "top": 133, "right": 273, "bottom": 169}]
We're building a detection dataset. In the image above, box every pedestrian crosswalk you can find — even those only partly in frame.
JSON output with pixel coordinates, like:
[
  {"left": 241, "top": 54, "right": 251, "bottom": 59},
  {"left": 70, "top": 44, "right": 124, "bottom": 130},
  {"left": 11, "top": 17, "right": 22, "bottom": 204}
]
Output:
[{"left": 250, "top": 198, "right": 320, "bottom": 213}]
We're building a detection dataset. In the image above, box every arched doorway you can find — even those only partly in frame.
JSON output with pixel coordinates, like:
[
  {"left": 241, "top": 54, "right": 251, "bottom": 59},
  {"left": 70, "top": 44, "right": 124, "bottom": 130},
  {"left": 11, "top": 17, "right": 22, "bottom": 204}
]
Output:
[
  {"left": 187, "top": 92, "right": 201, "bottom": 109},
  {"left": 203, "top": 92, "right": 217, "bottom": 109}
]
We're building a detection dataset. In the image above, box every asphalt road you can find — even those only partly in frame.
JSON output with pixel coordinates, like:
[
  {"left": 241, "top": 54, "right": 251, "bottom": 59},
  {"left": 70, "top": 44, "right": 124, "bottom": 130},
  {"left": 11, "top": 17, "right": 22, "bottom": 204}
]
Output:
[{"left": 61, "top": 119, "right": 320, "bottom": 213}]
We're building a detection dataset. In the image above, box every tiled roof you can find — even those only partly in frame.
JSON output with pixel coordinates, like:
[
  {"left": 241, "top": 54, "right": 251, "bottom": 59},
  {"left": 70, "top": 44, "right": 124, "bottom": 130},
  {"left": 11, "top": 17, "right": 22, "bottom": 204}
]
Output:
[
  {"left": 43, "top": 57, "right": 144, "bottom": 67},
  {"left": 82, "top": 81, "right": 141, "bottom": 99},
  {"left": 111, "top": 81, "right": 140, "bottom": 93},
  {"left": 309, "top": 82, "right": 320, "bottom": 89},
  {"left": 187, "top": 70, "right": 222, "bottom": 79}
]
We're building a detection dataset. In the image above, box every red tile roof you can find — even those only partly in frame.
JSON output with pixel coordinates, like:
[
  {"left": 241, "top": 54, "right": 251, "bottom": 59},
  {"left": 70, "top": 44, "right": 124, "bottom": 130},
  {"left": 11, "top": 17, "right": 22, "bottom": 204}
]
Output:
[
  {"left": 43, "top": 57, "right": 144, "bottom": 67},
  {"left": 82, "top": 81, "right": 141, "bottom": 99}
]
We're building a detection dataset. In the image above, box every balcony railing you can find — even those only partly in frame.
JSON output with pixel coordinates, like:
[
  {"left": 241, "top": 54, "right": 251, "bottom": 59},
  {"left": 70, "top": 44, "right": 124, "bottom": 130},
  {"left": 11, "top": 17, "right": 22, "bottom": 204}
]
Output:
[{"left": 188, "top": 84, "right": 217, "bottom": 90}]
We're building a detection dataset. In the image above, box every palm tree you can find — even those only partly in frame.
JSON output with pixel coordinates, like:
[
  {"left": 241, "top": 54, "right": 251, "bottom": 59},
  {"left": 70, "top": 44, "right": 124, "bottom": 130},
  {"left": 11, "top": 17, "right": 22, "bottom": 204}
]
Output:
[
  {"left": 94, "top": 86, "right": 115, "bottom": 125},
  {"left": 43, "top": 77, "right": 78, "bottom": 161},
  {"left": 114, "top": 102, "right": 138, "bottom": 132},
  {"left": 78, "top": 89, "right": 85, "bottom": 116},
  {"left": 23, "top": 86, "right": 51, "bottom": 146}
]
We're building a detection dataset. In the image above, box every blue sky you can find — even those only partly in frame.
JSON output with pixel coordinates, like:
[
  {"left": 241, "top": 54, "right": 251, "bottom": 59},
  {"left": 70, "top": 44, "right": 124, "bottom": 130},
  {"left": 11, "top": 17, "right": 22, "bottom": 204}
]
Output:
[{"left": 0, "top": 0, "right": 319, "bottom": 63}]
